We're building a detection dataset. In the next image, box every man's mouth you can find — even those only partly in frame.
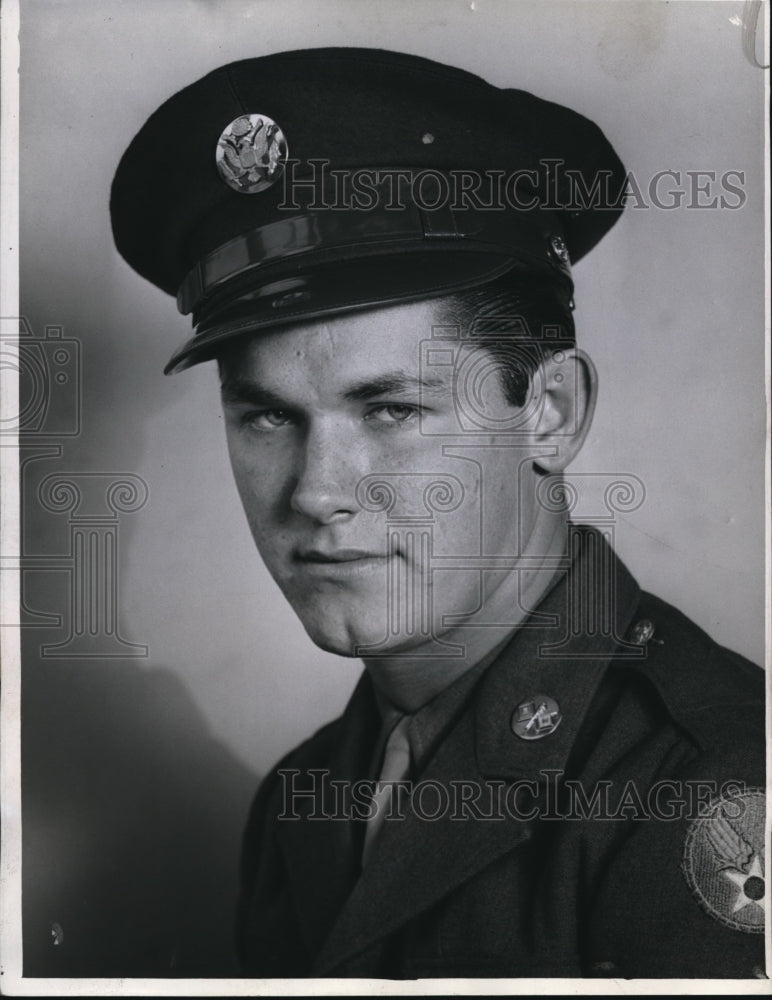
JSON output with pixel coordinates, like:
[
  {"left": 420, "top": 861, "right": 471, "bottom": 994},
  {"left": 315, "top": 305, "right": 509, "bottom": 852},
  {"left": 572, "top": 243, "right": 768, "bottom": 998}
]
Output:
[
  {"left": 300, "top": 548, "right": 383, "bottom": 562},
  {"left": 294, "top": 548, "right": 393, "bottom": 579}
]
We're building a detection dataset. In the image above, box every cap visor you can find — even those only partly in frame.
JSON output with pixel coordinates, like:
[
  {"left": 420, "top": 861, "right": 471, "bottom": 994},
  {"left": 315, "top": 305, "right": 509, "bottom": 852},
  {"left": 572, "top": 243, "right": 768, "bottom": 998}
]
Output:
[{"left": 165, "top": 250, "right": 545, "bottom": 374}]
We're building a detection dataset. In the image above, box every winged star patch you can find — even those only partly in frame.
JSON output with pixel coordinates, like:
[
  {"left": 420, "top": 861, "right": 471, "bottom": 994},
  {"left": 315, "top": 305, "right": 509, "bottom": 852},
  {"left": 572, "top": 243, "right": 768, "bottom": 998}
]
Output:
[{"left": 682, "top": 788, "right": 765, "bottom": 934}]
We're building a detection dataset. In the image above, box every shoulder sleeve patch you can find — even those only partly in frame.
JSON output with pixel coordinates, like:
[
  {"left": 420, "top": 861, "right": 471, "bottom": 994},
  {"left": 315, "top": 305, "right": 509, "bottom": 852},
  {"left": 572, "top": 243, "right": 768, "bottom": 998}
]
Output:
[{"left": 682, "top": 788, "right": 765, "bottom": 934}]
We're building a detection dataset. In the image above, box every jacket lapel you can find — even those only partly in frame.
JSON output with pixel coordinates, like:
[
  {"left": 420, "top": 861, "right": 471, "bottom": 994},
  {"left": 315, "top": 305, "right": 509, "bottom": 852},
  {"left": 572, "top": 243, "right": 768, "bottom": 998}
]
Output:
[
  {"left": 274, "top": 672, "right": 379, "bottom": 959},
  {"left": 310, "top": 526, "right": 642, "bottom": 974},
  {"left": 312, "top": 703, "right": 534, "bottom": 975}
]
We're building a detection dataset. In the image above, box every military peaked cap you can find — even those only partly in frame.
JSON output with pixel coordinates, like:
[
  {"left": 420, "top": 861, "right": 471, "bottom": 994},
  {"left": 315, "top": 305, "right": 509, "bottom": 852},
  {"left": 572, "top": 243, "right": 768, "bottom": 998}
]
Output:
[{"left": 110, "top": 47, "right": 626, "bottom": 373}]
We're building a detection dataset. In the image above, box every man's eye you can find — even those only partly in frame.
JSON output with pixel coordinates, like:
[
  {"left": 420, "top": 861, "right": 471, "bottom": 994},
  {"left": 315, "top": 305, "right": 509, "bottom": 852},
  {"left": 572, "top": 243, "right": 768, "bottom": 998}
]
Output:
[
  {"left": 244, "top": 409, "right": 292, "bottom": 430},
  {"left": 367, "top": 404, "right": 419, "bottom": 426}
]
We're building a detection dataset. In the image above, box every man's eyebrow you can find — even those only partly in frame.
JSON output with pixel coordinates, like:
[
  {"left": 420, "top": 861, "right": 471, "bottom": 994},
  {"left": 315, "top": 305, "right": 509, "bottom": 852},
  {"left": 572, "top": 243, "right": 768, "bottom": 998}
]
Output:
[
  {"left": 342, "top": 371, "right": 447, "bottom": 401},
  {"left": 220, "top": 377, "right": 288, "bottom": 408},
  {"left": 220, "top": 371, "right": 448, "bottom": 406}
]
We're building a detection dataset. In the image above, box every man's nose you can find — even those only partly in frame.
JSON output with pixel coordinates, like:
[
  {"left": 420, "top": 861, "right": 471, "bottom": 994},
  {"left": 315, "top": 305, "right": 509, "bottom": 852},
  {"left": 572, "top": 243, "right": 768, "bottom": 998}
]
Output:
[{"left": 290, "top": 422, "right": 361, "bottom": 523}]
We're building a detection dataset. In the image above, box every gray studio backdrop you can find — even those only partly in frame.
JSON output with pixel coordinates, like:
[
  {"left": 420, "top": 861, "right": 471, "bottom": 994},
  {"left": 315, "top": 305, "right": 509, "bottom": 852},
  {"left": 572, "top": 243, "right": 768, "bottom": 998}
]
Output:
[{"left": 18, "top": 0, "right": 766, "bottom": 979}]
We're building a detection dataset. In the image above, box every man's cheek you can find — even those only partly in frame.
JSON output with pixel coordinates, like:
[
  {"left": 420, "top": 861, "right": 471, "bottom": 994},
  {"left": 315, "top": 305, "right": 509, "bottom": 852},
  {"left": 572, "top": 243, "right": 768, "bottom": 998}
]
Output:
[
  {"left": 233, "top": 469, "right": 282, "bottom": 522},
  {"left": 430, "top": 477, "right": 485, "bottom": 557},
  {"left": 251, "top": 526, "right": 286, "bottom": 566}
]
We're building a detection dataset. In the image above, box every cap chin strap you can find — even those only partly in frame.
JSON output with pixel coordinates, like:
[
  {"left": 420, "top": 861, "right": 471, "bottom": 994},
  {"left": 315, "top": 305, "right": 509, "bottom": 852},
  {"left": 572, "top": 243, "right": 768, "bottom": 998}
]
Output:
[{"left": 176, "top": 170, "right": 572, "bottom": 317}]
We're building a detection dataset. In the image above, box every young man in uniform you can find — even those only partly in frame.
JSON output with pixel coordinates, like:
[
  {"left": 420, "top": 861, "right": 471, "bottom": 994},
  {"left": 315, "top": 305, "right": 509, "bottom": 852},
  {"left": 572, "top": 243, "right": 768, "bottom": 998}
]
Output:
[{"left": 111, "top": 48, "right": 765, "bottom": 979}]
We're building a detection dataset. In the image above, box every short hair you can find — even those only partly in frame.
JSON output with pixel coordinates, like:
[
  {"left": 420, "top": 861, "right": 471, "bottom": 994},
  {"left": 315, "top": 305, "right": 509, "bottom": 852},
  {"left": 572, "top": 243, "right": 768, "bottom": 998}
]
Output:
[
  {"left": 438, "top": 273, "right": 575, "bottom": 408},
  {"left": 217, "top": 273, "right": 575, "bottom": 410}
]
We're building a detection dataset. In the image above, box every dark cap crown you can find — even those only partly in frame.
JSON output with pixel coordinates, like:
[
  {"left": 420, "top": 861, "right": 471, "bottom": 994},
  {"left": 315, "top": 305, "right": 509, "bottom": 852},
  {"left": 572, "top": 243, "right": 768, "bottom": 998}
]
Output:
[{"left": 110, "top": 47, "right": 626, "bottom": 372}]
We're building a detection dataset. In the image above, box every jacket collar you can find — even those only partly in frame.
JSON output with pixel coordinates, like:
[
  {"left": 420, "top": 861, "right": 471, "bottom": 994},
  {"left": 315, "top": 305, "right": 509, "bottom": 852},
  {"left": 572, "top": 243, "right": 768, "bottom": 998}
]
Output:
[
  {"left": 310, "top": 525, "right": 642, "bottom": 974},
  {"left": 475, "top": 524, "right": 641, "bottom": 779}
]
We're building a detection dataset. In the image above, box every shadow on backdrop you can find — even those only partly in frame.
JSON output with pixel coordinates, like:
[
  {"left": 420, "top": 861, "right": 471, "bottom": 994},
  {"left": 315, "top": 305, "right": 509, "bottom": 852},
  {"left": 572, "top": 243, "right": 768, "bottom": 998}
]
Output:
[{"left": 22, "top": 651, "right": 259, "bottom": 977}]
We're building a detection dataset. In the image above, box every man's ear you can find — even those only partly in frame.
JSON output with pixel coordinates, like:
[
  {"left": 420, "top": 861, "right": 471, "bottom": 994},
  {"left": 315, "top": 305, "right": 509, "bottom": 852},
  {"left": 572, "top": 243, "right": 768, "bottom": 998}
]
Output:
[{"left": 530, "top": 348, "right": 597, "bottom": 473}]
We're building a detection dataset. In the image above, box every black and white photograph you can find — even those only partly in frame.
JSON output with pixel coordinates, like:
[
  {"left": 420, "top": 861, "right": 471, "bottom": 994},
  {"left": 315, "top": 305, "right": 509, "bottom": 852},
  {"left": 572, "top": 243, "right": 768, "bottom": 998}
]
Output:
[{"left": 0, "top": 0, "right": 768, "bottom": 992}]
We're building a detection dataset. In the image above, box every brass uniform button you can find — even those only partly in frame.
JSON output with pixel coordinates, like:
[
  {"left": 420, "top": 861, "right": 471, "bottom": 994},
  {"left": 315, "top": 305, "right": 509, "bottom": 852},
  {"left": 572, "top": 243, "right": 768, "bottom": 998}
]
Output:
[{"left": 629, "top": 618, "right": 655, "bottom": 645}]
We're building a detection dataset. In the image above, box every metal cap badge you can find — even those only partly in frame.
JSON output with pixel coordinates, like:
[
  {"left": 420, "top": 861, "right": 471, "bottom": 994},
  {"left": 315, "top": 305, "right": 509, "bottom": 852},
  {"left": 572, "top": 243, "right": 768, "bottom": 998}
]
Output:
[{"left": 215, "top": 113, "right": 288, "bottom": 193}]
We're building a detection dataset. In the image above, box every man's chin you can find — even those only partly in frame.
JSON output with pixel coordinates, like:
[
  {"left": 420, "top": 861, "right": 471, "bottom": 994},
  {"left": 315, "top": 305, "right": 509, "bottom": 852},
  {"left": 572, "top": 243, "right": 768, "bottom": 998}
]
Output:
[
  {"left": 298, "top": 614, "right": 388, "bottom": 658},
  {"left": 305, "top": 631, "right": 363, "bottom": 657},
  {"left": 300, "top": 618, "right": 415, "bottom": 657},
  {"left": 300, "top": 618, "right": 444, "bottom": 659},
  {"left": 287, "top": 592, "right": 435, "bottom": 657}
]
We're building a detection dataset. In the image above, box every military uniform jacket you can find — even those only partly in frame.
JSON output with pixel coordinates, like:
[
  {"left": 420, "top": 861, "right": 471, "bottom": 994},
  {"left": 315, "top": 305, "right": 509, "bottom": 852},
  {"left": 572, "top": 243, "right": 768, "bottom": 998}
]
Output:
[{"left": 237, "top": 526, "right": 766, "bottom": 979}]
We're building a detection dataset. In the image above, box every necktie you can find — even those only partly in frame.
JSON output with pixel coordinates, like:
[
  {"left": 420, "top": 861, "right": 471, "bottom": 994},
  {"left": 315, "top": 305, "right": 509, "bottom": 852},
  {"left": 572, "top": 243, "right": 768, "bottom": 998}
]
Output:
[{"left": 362, "top": 715, "right": 412, "bottom": 867}]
